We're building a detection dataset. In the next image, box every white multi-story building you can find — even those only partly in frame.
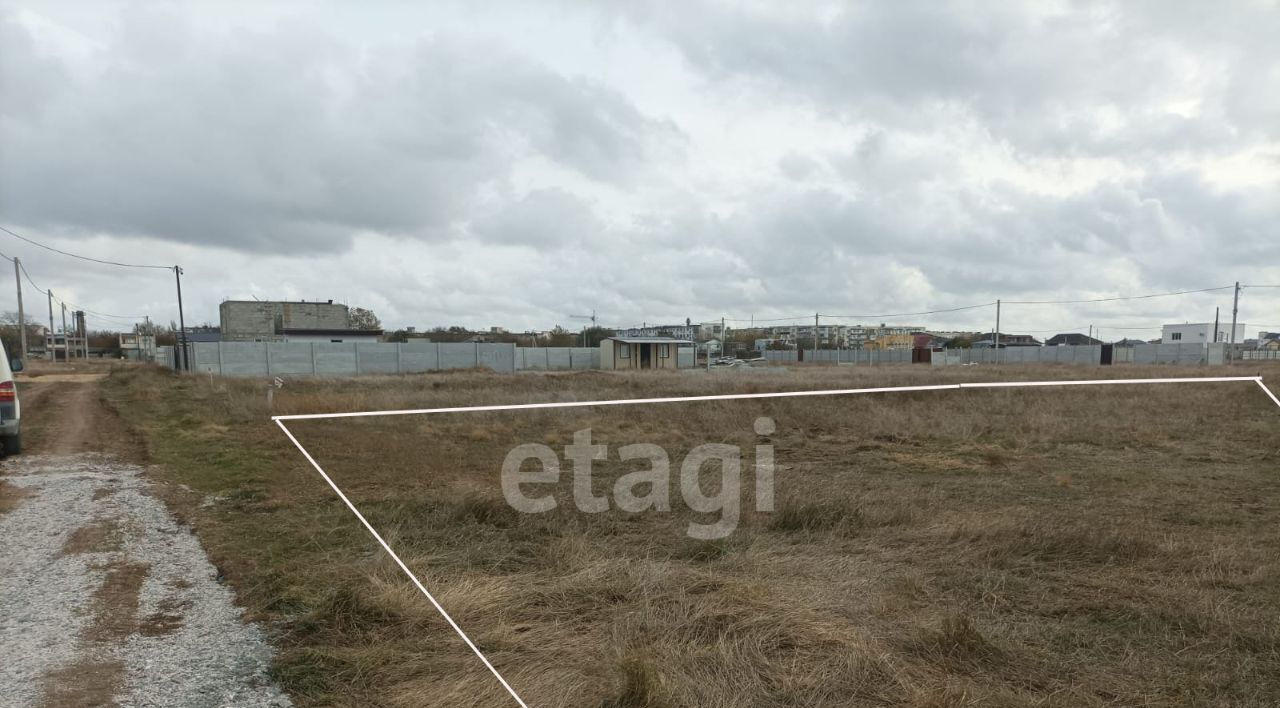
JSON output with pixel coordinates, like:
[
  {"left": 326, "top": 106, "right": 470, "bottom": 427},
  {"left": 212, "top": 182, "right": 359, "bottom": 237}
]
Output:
[
  {"left": 764, "top": 324, "right": 846, "bottom": 347},
  {"left": 1161, "top": 322, "right": 1246, "bottom": 344},
  {"left": 616, "top": 324, "right": 700, "bottom": 341},
  {"left": 699, "top": 321, "right": 725, "bottom": 341},
  {"left": 834, "top": 324, "right": 924, "bottom": 347}
]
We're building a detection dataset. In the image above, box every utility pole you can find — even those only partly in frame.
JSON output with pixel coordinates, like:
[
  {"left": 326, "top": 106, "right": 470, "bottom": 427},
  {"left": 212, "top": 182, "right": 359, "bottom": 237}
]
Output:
[
  {"left": 569, "top": 309, "right": 597, "bottom": 349},
  {"left": 813, "top": 312, "right": 819, "bottom": 364},
  {"left": 76, "top": 311, "right": 87, "bottom": 359},
  {"left": 13, "top": 257, "right": 26, "bottom": 362},
  {"left": 1229, "top": 281, "right": 1240, "bottom": 363},
  {"left": 174, "top": 266, "right": 188, "bottom": 371},
  {"left": 46, "top": 290, "right": 55, "bottom": 362},
  {"left": 721, "top": 316, "right": 726, "bottom": 359},
  {"left": 60, "top": 302, "right": 68, "bottom": 365},
  {"left": 994, "top": 299, "right": 1001, "bottom": 363},
  {"left": 1213, "top": 307, "right": 1221, "bottom": 343}
]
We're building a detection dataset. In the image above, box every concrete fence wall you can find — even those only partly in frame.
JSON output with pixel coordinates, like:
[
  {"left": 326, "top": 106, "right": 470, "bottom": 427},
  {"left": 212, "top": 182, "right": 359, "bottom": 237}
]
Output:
[
  {"left": 931, "top": 343, "right": 1245, "bottom": 367},
  {"left": 762, "top": 343, "right": 1250, "bottom": 368},
  {"left": 168, "top": 342, "right": 699, "bottom": 376},
  {"left": 178, "top": 341, "right": 532, "bottom": 377},
  {"left": 1132, "top": 342, "right": 1220, "bottom": 365},
  {"left": 933, "top": 346, "right": 1103, "bottom": 366},
  {"left": 764, "top": 349, "right": 914, "bottom": 364},
  {"left": 165, "top": 340, "right": 1270, "bottom": 377},
  {"left": 514, "top": 347, "right": 599, "bottom": 371}
]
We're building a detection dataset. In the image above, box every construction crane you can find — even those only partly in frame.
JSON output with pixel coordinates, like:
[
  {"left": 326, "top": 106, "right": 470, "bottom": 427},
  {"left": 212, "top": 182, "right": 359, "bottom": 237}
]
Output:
[{"left": 569, "top": 310, "right": 598, "bottom": 347}]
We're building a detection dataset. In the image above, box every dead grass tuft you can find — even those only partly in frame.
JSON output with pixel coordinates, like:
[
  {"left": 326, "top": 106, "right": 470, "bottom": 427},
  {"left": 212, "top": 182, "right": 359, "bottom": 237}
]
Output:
[
  {"left": 767, "top": 497, "right": 861, "bottom": 533},
  {"left": 448, "top": 493, "right": 519, "bottom": 528},
  {"left": 907, "top": 613, "right": 1006, "bottom": 669},
  {"left": 600, "top": 653, "right": 670, "bottom": 708}
]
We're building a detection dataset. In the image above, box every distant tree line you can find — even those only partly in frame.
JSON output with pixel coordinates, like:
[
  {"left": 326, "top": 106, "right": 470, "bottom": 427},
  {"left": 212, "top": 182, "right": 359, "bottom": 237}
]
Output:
[{"left": 383, "top": 324, "right": 615, "bottom": 347}]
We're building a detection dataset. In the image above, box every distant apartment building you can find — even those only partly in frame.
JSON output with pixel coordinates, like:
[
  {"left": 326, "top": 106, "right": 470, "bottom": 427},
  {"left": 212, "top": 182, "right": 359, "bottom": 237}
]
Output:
[
  {"left": 621, "top": 321, "right": 929, "bottom": 349},
  {"left": 1161, "top": 322, "right": 1246, "bottom": 345},
  {"left": 763, "top": 323, "right": 924, "bottom": 348},
  {"left": 119, "top": 332, "right": 158, "bottom": 361},
  {"left": 867, "top": 332, "right": 949, "bottom": 350},
  {"left": 764, "top": 324, "right": 843, "bottom": 347},
  {"left": 615, "top": 323, "right": 701, "bottom": 341},
  {"left": 754, "top": 337, "right": 790, "bottom": 351},
  {"left": 219, "top": 299, "right": 381, "bottom": 343},
  {"left": 698, "top": 321, "right": 725, "bottom": 341}
]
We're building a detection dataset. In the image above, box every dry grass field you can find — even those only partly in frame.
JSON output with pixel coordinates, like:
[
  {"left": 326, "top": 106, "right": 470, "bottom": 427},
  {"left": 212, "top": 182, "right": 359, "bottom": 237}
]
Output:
[{"left": 103, "top": 363, "right": 1280, "bottom": 707}]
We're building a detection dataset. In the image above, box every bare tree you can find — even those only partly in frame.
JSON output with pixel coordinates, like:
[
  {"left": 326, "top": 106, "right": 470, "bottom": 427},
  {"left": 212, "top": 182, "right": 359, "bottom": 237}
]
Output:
[
  {"left": 349, "top": 307, "right": 382, "bottom": 330},
  {"left": 0, "top": 311, "right": 43, "bottom": 357},
  {"left": 546, "top": 326, "right": 576, "bottom": 347}
]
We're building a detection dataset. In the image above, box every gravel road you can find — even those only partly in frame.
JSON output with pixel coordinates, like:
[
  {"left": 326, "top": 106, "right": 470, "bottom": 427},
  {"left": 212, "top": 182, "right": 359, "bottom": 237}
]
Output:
[{"left": 0, "top": 452, "right": 292, "bottom": 707}]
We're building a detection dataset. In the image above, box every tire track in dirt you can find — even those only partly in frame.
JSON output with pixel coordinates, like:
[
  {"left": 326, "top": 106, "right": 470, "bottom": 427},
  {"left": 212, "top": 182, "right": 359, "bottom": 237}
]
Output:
[{"left": 0, "top": 378, "right": 290, "bottom": 708}]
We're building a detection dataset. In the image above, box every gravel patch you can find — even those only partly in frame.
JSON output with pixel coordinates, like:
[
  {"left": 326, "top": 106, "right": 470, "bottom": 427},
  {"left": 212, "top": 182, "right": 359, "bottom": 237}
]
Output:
[{"left": 0, "top": 454, "right": 292, "bottom": 707}]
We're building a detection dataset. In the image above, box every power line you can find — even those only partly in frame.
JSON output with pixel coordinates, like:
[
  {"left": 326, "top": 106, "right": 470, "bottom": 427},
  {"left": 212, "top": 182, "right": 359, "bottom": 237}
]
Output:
[
  {"left": 822, "top": 302, "right": 995, "bottom": 319},
  {"left": 1015, "top": 324, "right": 1163, "bottom": 333},
  {"left": 13, "top": 256, "right": 148, "bottom": 322},
  {"left": 724, "top": 284, "right": 1240, "bottom": 325},
  {"left": 0, "top": 224, "right": 172, "bottom": 270},
  {"left": 723, "top": 304, "right": 996, "bottom": 325},
  {"left": 0, "top": 224, "right": 189, "bottom": 367},
  {"left": 722, "top": 315, "right": 813, "bottom": 323},
  {"left": 1004, "top": 285, "right": 1234, "bottom": 305}
]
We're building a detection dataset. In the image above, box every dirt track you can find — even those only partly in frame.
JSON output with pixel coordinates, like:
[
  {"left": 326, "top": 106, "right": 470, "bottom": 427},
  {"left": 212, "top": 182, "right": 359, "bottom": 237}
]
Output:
[{"left": 0, "top": 377, "right": 290, "bottom": 708}]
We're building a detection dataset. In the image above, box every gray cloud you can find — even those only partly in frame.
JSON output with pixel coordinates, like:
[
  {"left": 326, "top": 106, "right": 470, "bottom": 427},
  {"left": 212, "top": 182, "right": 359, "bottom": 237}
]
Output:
[
  {"left": 0, "top": 1, "right": 1277, "bottom": 336},
  {"left": 470, "top": 188, "right": 603, "bottom": 247},
  {"left": 0, "top": 9, "right": 678, "bottom": 254},
  {"left": 616, "top": 1, "right": 1279, "bottom": 158}
]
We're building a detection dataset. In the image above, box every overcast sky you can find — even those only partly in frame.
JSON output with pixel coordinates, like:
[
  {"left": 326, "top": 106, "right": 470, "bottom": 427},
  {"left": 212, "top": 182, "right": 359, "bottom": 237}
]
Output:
[{"left": 2, "top": 0, "right": 1278, "bottom": 338}]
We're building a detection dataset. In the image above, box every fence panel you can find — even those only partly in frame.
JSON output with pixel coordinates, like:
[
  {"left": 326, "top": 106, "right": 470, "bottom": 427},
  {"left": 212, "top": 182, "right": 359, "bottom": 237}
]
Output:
[
  {"left": 314, "top": 343, "right": 358, "bottom": 376},
  {"left": 265, "top": 343, "right": 312, "bottom": 375},
  {"left": 400, "top": 343, "right": 440, "bottom": 373},
  {"left": 353, "top": 343, "right": 398, "bottom": 373},
  {"left": 513, "top": 347, "right": 599, "bottom": 370},
  {"left": 475, "top": 343, "right": 512, "bottom": 372}
]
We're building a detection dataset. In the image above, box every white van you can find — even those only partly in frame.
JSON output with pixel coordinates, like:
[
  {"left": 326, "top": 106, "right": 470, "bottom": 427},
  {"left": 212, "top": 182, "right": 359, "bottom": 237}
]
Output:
[{"left": 0, "top": 339, "right": 22, "bottom": 455}]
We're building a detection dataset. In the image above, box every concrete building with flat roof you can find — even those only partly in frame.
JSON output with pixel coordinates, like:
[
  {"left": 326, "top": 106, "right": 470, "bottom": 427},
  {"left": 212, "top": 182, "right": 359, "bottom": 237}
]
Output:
[
  {"left": 1161, "top": 322, "right": 1246, "bottom": 345},
  {"left": 220, "top": 299, "right": 353, "bottom": 342}
]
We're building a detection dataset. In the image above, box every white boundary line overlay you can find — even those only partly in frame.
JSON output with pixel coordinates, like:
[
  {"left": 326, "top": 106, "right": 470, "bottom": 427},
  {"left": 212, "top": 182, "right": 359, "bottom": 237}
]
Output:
[{"left": 273, "top": 375, "right": 1279, "bottom": 707}]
